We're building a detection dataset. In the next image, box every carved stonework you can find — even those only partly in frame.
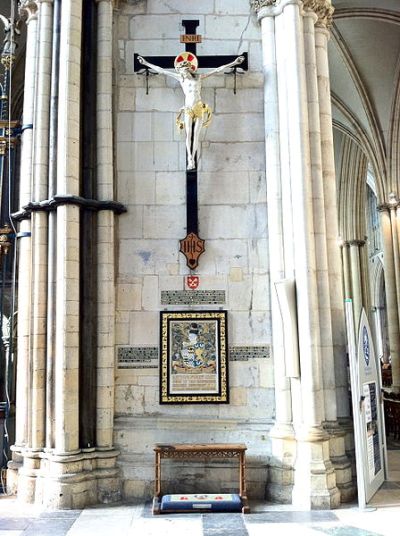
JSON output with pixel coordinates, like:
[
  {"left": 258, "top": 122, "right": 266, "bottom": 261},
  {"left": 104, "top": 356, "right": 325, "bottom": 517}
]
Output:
[
  {"left": 302, "top": 0, "right": 334, "bottom": 28},
  {"left": 250, "top": 0, "right": 277, "bottom": 12},
  {"left": 19, "top": 0, "right": 38, "bottom": 23},
  {"left": 250, "top": 0, "right": 334, "bottom": 27}
]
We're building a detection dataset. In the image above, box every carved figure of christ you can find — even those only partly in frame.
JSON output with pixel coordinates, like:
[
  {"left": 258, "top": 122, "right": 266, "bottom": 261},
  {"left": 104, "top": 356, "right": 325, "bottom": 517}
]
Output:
[{"left": 137, "top": 53, "right": 244, "bottom": 170}]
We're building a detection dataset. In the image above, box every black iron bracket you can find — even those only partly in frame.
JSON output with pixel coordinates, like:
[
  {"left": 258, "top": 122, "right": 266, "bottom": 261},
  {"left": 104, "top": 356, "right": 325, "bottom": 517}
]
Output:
[{"left": 11, "top": 194, "right": 127, "bottom": 221}]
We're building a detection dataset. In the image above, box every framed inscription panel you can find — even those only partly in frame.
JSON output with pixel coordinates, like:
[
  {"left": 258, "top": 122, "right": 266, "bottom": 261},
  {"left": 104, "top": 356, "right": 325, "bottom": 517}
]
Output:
[{"left": 160, "top": 310, "right": 228, "bottom": 404}]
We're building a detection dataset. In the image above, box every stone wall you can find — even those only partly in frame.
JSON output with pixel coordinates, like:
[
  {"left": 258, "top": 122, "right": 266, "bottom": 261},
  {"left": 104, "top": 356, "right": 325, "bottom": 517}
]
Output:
[{"left": 114, "top": 0, "right": 272, "bottom": 499}]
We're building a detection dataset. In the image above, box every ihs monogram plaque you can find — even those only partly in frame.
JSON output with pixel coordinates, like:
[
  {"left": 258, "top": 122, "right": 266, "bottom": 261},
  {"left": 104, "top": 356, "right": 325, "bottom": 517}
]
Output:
[{"left": 179, "top": 232, "right": 205, "bottom": 270}]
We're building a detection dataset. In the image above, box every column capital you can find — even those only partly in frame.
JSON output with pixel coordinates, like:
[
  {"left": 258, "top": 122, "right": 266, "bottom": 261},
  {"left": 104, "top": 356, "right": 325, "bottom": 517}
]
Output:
[
  {"left": 19, "top": 0, "right": 38, "bottom": 22},
  {"left": 250, "top": 0, "right": 278, "bottom": 11},
  {"left": 20, "top": 0, "right": 53, "bottom": 22},
  {"left": 250, "top": 0, "right": 286, "bottom": 19},
  {"left": 378, "top": 192, "right": 400, "bottom": 212},
  {"left": 250, "top": 0, "right": 334, "bottom": 27},
  {"left": 303, "top": 0, "right": 334, "bottom": 28}
]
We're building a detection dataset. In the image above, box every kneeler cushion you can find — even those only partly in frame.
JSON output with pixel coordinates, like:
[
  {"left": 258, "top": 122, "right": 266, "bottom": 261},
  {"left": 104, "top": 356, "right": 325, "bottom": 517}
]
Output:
[{"left": 160, "top": 493, "right": 242, "bottom": 512}]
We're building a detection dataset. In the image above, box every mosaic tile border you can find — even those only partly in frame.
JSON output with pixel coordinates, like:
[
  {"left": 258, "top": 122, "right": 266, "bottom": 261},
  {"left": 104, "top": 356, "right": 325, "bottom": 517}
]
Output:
[{"left": 117, "top": 345, "right": 271, "bottom": 368}]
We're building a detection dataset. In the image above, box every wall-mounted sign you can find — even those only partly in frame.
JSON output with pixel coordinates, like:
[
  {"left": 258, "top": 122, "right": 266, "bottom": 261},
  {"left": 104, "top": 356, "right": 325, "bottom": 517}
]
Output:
[
  {"left": 179, "top": 232, "right": 205, "bottom": 269},
  {"left": 180, "top": 34, "right": 202, "bottom": 43}
]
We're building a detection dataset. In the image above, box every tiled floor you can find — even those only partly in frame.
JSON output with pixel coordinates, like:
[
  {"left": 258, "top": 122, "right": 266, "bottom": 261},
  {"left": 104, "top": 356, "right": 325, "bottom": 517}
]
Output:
[
  {"left": 0, "top": 451, "right": 399, "bottom": 536},
  {"left": 3, "top": 499, "right": 400, "bottom": 536}
]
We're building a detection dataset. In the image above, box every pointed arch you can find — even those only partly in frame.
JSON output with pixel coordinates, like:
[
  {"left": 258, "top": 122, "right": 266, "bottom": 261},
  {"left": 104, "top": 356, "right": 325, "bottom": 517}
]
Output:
[
  {"left": 331, "top": 23, "right": 388, "bottom": 188},
  {"left": 332, "top": 93, "right": 386, "bottom": 204}
]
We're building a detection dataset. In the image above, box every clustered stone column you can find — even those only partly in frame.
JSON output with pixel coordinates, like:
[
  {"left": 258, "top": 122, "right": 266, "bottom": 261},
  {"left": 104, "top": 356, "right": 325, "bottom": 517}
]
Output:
[
  {"left": 379, "top": 200, "right": 400, "bottom": 389},
  {"left": 338, "top": 137, "right": 369, "bottom": 327},
  {"left": 8, "top": 0, "right": 121, "bottom": 508},
  {"left": 94, "top": 0, "right": 121, "bottom": 500},
  {"left": 257, "top": 2, "right": 296, "bottom": 504},
  {"left": 251, "top": 0, "right": 352, "bottom": 507},
  {"left": 7, "top": 0, "right": 38, "bottom": 493}
]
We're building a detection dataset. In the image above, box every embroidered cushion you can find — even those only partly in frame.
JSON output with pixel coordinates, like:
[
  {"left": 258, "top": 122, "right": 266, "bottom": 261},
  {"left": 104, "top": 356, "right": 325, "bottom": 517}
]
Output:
[{"left": 160, "top": 493, "right": 242, "bottom": 512}]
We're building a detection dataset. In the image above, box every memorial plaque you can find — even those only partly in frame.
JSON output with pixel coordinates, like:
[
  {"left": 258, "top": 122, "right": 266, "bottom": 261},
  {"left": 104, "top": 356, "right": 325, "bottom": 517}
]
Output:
[
  {"left": 118, "top": 346, "right": 158, "bottom": 369},
  {"left": 161, "top": 290, "right": 226, "bottom": 305},
  {"left": 229, "top": 346, "right": 270, "bottom": 361}
]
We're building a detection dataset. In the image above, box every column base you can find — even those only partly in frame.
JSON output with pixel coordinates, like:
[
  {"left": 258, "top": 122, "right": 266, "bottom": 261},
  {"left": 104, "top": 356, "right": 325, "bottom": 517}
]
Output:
[
  {"left": 292, "top": 431, "right": 341, "bottom": 509},
  {"left": 6, "top": 446, "right": 24, "bottom": 494},
  {"left": 266, "top": 424, "right": 296, "bottom": 504},
  {"left": 10, "top": 448, "right": 121, "bottom": 509},
  {"left": 324, "top": 421, "right": 355, "bottom": 503}
]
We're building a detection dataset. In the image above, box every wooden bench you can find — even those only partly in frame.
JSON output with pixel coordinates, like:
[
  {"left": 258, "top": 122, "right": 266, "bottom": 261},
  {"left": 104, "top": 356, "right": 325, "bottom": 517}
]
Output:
[{"left": 153, "top": 443, "right": 250, "bottom": 514}]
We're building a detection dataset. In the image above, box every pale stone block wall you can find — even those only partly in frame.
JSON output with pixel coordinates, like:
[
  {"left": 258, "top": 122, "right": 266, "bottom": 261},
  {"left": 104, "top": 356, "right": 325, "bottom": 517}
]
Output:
[{"left": 114, "top": 0, "right": 271, "bottom": 499}]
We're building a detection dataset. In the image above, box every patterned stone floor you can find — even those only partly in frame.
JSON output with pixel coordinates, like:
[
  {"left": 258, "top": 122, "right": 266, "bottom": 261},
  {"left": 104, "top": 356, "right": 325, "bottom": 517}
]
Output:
[
  {"left": 1, "top": 497, "right": 400, "bottom": 536},
  {"left": 0, "top": 451, "right": 399, "bottom": 536}
]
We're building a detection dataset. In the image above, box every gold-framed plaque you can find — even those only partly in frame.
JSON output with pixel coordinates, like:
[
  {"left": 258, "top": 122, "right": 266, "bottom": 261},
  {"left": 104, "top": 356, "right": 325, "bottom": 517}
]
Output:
[{"left": 160, "top": 310, "right": 229, "bottom": 404}]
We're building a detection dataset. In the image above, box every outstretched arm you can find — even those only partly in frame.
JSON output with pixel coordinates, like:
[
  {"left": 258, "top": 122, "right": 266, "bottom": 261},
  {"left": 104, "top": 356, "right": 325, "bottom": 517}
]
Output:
[
  {"left": 200, "top": 55, "right": 245, "bottom": 79},
  {"left": 137, "top": 56, "right": 180, "bottom": 80}
]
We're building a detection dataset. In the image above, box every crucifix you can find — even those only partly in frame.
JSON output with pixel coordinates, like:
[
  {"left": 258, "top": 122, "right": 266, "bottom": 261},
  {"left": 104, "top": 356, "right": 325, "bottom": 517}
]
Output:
[{"left": 134, "top": 20, "right": 248, "bottom": 269}]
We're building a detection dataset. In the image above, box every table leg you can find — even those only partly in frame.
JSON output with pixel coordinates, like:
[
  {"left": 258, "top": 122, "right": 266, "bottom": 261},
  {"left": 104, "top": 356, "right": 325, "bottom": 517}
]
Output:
[
  {"left": 239, "top": 452, "right": 244, "bottom": 497},
  {"left": 240, "top": 452, "right": 250, "bottom": 513},
  {"left": 155, "top": 452, "right": 161, "bottom": 496},
  {"left": 153, "top": 452, "right": 162, "bottom": 515}
]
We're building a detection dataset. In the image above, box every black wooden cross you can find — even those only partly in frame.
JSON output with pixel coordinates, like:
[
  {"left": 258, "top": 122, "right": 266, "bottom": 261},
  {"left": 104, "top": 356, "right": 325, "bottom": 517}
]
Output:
[{"left": 134, "top": 20, "right": 248, "bottom": 270}]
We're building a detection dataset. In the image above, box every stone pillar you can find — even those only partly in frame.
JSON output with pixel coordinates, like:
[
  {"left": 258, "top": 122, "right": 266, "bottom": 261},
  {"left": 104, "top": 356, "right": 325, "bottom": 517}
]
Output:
[
  {"left": 380, "top": 205, "right": 400, "bottom": 389},
  {"left": 348, "top": 240, "right": 364, "bottom": 326},
  {"left": 341, "top": 242, "right": 351, "bottom": 299},
  {"left": 391, "top": 206, "right": 400, "bottom": 319},
  {"left": 259, "top": 9, "right": 296, "bottom": 504},
  {"left": 314, "top": 17, "right": 349, "bottom": 422},
  {"left": 35, "top": 0, "right": 82, "bottom": 508},
  {"left": 53, "top": 0, "right": 82, "bottom": 456},
  {"left": 16, "top": 0, "right": 55, "bottom": 502},
  {"left": 305, "top": 9, "right": 353, "bottom": 501},
  {"left": 95, "top": 0, "right": 120, "bottom": 503},
  {"left": 303, "top": 8, "right": 337, "bottom": 424},
  {"left": 96, "top": 0, "right": 115, "bottom": 450},
  {"left": 30, "top": 0, "right": 53, "bottom": 452},
  {"left": 251, "top": 0, "right": 340, "bottom": 508},
  {"left": 12, "top": 0, "right": 122, "bottom": 508},
  {"left": 7, "top": 0, "right": 38, "bottom": 493}
]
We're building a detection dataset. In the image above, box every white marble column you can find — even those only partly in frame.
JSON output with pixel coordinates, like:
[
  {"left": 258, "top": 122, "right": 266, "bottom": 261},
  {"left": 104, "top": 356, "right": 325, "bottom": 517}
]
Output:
[
  {"left": 303, "top": 11, "right": 352, "bottom": 500},
  {"left": 8, "top": 0, "right": 38, "bottom": 492},
  {"left": 261, "top": 12, "right": 294, "bottom": 440},
  {"left": 259, "top": 9, "right": 296, "bottom": 504},
  {"left": 303, "top": 9, "right": 338, "bottom": 424},
  {"left": 252, "top": 0, "right": 340, "bottom": 508},
  {"left": 314, "top": 22, "right": 349, "bottom": 421},
  {"left": 282, "top": 0, "right": 326, "bottom": 439}
]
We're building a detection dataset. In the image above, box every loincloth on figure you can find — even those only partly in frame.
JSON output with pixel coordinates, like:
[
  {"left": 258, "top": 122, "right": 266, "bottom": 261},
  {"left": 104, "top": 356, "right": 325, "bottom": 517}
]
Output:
[{"left": 176, "top": 101, "right": 212, "bottom": 131}]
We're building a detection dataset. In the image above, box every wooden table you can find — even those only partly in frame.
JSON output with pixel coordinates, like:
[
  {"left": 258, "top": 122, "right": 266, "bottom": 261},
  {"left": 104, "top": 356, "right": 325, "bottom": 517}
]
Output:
[{"left": 153, "top": 443, "right": 250, "bottom": 514}]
